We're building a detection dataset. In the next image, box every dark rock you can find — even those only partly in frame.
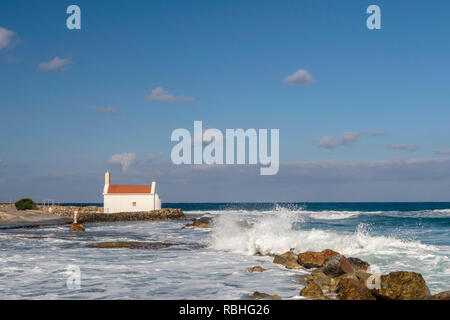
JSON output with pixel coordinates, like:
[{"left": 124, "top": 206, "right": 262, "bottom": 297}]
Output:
[
  {"left": 371, "top": 271, "right": 431, "bottom": 300},
  {"left": 429, "top": 291, "right": 450, "bottom": 300},
  {"left": 246, "top": 266, "right": 265, "bottom": 272},
  {"left": 252, "top": 291, "right": 281, "bottom": 300},
  {"left": 337, "top": 277, "right": 375, "bottom": 300},
  {"left": 300, "top": 282, "right": 325, "bottom": 300},
  {"left": 184, "top": 217, "right": 212, "bottom": 228},
  {"left": 299, "top": 268, "right": 373, "bottom": 295},
  {"left": 347, "top": 257, "right": 370, "bottom": 273},
  {"left": 91, "top": 241, "right": 175, "bottom": 250},
  {"left": 322, "top": 255, "right": 354, "bottom": 277},
  {"left": 297, "top": 249, "right": 340, "bottom": 268},
  {"left": 69, "top": 223, "right": 85, "bottom": 232}
]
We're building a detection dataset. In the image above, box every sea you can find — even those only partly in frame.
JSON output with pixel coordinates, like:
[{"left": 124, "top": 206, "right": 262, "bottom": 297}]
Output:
[{"left": 0, "top": 202, "right": 449, "bottom": 299}]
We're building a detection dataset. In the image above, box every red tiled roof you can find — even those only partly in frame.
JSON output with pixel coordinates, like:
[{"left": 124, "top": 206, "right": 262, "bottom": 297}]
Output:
[{"left": 107, "top": 185, "right": 151, "bottom": 194}]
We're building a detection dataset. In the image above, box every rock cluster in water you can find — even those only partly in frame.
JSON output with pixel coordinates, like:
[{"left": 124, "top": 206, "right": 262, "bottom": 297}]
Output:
[
  {"left": 246, "top": 266, "right": 265, "bottom": 272},
  {"left": 268, "top": 249, "right": 448, "bottom": 300},
  {"left": 69, "top": 222, "right": 85, "bottom": 232},
  {"left": 183, "top": 217, "right": 212, "bottom": 228}
]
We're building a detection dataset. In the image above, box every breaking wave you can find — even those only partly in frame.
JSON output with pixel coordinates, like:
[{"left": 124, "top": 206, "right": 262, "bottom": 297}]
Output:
[
  {"left": 208, "top": 210, "right": 432, "bottom": 256},
  {"left": 207, "top": 207, "right": 450, "bottom": 290}
]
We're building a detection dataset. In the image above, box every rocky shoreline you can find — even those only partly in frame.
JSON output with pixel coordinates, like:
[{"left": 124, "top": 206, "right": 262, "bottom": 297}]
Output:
[{"left": 252, "top": 248, "right": 450, "bottom": 300}]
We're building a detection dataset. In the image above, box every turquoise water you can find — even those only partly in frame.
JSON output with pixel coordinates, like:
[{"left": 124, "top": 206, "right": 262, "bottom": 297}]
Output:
[{"left": 0, "top": 202, "right": 449, "bottom": 299}]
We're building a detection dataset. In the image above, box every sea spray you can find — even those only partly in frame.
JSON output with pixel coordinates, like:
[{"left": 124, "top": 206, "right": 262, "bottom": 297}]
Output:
[
  {"left": 207, "top": 206, "right": 448, "bottom": 285},
  {"left": 209, "top": 207, "right": 304, "bottom": 255}
]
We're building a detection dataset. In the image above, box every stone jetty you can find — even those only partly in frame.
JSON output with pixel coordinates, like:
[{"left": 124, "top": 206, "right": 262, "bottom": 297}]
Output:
[
  {"left": 44, "top": 205, "right": 186, "bottom": 223},
  {"left": 0, "top": 204, "right": 186, "bottom": 229}
]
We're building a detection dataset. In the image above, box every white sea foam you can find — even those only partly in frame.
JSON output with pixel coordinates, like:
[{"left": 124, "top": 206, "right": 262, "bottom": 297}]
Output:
[
  {"left": 208, "top": 208, "right": 450, "bottom": 293},
  {"left": 209, "top": 210, "right": 432, "bottom": 256}
]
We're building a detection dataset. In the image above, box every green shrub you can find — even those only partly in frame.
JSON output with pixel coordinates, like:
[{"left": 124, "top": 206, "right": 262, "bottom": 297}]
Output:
[{"left": 15, "top": 198, "right": 38, "bottom": 210}]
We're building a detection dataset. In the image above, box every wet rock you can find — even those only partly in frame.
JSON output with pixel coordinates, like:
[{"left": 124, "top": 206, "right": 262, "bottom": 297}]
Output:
[
  {"left": 184, "top": 217, "right": 212, "bottom": 228},
  {"left": 337, "top": 277, "right": 375, "bottom": 300},
  {"left": 91, "top": 241, "right": 175, "bottom": 250},
  {"left": 280, "top": 250, "right": 299, "bottom": 262},
  {"left": 273, "top": 255, "right": 286, "bottom": 265},
  {"left": 371, "top": 271, "right": 431, "bottom": 300},
  {"left": 300, "top": 282, "right": 325, "bottom": 300},
  {"left": 429, "top": 291, "right": 450, "bottom": 300},
  {"left": 273, "top": 251, "right": 304, "bottom": 269},
  {"left": 297, "top": 249, "right": 339, "bottom": 268},
  {"left": 354, "top": 271, "right": 372, "bottom": 283},
  {"left": 299, "top": 270, "right": 339, "bottom": 292},
  {"left": 69, "top": 223, "right": 85, "bottom": 232},
  {"left": 322, "top": 255, "right": 355, "bottom": 277},
  {"left": 252, "top": 291, "right": 281, "bottom": 300},
  {"left": 298, "top": 274, "right": 310, "bottom": 286},
  {"left": 347, "top": 257, "right": 370, "bottom": 273},
  {"left": 246, "top": 266, "right": 265, "bottom": 272}
]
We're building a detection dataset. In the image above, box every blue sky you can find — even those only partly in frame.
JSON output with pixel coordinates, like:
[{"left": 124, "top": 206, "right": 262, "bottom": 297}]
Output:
[{"left": 1, "top": 0, "right": 450, "bottom": 202}]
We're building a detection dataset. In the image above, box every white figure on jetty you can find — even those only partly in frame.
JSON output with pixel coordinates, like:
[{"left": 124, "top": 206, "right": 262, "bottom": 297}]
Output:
[
  {"left": 102, "top": 170, "right": 162, "bottom": 214},
  {"left": 70, "top": 211, "right": 85, "bottom": 232}
]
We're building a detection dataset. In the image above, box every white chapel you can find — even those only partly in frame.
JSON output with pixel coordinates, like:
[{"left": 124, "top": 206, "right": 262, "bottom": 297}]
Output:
[{"left": 103, "top": 171, "right": 162, "bottom": 213}]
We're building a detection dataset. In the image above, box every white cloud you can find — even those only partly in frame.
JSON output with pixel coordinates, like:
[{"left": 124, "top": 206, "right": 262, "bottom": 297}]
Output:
[
  {"left": 436, "top": 149, "right": 450, "bottom": 155},
  {"left": 38, "top": 56, "right": 73, "bottom": 72},
  {"left": 318, "top": 132, "right": 361, "bottom": 149},
  {"left": 317, "top": 130, "right": 386, "bottom": 149},
  {"left": 107, "top": 153, "right": 137, "bottom": 172},
  {"left": 284, "top": 69, "right": 315, "bottom": 85},
  {"left": 0, "top": 26, "right": 17, "bottom": 50},
  {"left": 93, "top": 106, "right": 118, "bottom": 114},
  {"left": 146, "top": 87, "right": 196, "bottom": 103},
  {"left": 388, "top": 144, "right": 419, "bottom": 152},
  {"left": 148, "top": 152, "right": 164, "bottom": 161}
]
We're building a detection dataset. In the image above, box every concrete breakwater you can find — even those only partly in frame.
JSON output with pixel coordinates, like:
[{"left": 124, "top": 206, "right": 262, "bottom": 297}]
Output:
[{"left": 41, "top": 205, "right": 186, "bottom": 223}]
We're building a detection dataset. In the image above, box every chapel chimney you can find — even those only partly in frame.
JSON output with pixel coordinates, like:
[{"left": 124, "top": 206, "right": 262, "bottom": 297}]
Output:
[{"left": 105, "top": 170, "right": 110, "bottom": 185}]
